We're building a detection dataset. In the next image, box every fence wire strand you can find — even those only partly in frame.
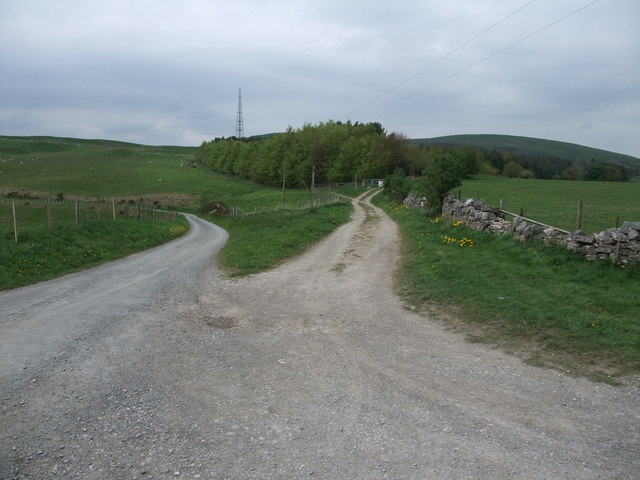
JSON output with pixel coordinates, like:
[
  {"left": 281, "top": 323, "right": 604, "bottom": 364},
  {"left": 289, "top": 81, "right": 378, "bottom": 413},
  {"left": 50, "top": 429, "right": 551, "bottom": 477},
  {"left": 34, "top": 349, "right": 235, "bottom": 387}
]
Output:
[{"left": 2, "top": 199, "right": 178, "bottom": 242}]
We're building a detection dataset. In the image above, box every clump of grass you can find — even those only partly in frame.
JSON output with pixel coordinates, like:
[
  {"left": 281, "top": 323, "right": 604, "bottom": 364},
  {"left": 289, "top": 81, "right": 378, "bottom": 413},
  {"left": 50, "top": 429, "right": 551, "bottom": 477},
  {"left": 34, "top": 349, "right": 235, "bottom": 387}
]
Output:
[
  {"left": 376, "top": 196, "right": 640, "bottom": 380},
  {"left": 212, "top": 202, "right": 352, "bottom": 276},
  {"left": 0, "top": 216, "right": 189, "bottom": 290}
]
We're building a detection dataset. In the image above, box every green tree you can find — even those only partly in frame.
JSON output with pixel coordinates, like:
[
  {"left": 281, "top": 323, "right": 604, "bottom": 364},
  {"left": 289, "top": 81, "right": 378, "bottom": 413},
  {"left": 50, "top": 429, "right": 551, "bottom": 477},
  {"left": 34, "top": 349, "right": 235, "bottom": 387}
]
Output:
[
  {"left": 478, "top": 160, "right": 498, "bottom": 175},
  {"left": 453, "top": 146, "right": 480, "bottom": 176},
  {"left": 384, "top": 168, "right": 411, "bottom": 203},
  {"left": 380, "top": 132, "right": 409, "bottom": 173},
  {"left": 486, "top": 149, "right": 505, "bottom": 173},
  {"left": 503, "top": 160, "right": 524, "bottom": 178},
  {"left": 561, "top": 166, "right": 582, "bottom": 180},
  {"left": 585, "top": 162, "right": 624, "bottom": 182},
  {"left": 197, "top": 121, "right": 411, "bottom": 188},
  {"left": 599, "top": 164, "right": 623, "bottom": 182},
  {"left": 405, "top": 145, "right": 429, "bottom": 176},
  {"left": 415, "top": 151, "right": 466, "bottom": 210},
  {"left": 585, "top": 162, "right": 605, "bottom": 181},
  {"left": 328, "top": 136, "right": 360, "bottom": 183}
]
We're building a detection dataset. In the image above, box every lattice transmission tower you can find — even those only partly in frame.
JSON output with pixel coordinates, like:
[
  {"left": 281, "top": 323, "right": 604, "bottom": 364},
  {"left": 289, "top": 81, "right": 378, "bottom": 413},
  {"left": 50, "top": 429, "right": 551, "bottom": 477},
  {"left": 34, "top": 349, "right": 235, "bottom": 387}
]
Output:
[{"left": 235, "top": 88, "right": 244, "bottom": 139}]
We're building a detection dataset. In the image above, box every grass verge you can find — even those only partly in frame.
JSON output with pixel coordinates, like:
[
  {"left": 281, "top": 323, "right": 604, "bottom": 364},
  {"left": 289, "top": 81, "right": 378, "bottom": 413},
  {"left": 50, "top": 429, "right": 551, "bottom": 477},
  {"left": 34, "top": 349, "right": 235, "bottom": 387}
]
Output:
[
  {"left": 0, "top": 216, "right": 189, "bottom": 290},
  {"left": 375, "top": 196, "right": 640, "bottom": 382},
  {"left": 209, "top": 202, "right": 352, "bottom": 276}
]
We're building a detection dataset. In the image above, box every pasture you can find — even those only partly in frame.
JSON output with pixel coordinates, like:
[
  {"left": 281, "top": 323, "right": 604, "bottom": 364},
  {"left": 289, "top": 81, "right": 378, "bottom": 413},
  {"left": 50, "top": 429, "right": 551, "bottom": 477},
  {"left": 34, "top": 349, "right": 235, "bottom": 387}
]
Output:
[
  {"left": 0, "top": 136, "right": 203, "bottom": 198},
  {"left": 0, "top": 136, "right": 331, "bottom": 213},
  {"left": 0, "top": 136, "right": 350, "bottom": 288},
  {"left": 458, "top": 176, "right": 640, "bottom": 234}
]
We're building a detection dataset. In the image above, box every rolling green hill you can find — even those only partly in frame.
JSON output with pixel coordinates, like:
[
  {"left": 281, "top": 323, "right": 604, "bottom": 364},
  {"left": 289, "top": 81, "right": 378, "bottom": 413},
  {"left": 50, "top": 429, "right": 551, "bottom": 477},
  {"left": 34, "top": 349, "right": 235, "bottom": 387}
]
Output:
[
  {"left": 0, "top": 135, "right": 328, "bottom": 211},
  {"left": 411, "top": 134, "right": 640, "bottom": 170},
  {"left": 0, "top": 135, "right": 204, "bottom": 201}
]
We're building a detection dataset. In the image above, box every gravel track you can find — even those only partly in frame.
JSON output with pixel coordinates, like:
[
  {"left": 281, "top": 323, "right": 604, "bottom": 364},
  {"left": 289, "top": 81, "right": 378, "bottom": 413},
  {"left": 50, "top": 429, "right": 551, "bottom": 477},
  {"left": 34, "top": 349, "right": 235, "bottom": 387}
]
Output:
[{"left": 1, "top": 194, "right": 638, "bottom": 479}]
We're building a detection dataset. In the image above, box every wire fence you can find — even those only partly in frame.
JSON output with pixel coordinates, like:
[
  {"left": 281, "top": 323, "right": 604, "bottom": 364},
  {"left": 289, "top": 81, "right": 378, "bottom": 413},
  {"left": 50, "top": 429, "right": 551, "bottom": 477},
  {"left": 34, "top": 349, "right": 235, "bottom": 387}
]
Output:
[
  {"left": 231, "top": 189, "right": 343, "bottom": 216},
  {"left": 2, "top": 198, "right": 179, "bottom": 243},
  {"left": 456, "top": 190, "right": 639, "bottom": 234},
  {"left": 498, "top": 201, "right": 633, "bottom": 234}
]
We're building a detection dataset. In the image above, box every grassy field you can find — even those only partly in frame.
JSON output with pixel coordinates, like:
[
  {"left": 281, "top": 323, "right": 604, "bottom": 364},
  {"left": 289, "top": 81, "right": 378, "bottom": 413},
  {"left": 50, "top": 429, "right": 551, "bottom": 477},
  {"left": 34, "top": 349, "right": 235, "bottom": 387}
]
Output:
[
  {"left": 458, "top": 176, "right": 640, "bottom": 234},
  {"left": 0, "top": 136, "right": 337, "bottom": 213},
  {"left": 0, "top": 136, "right": 205, "bottom": 199},
  {"left": 210, "top": 203, "right": 352, "bottom": 276},
  {"left": 375, "top": 196, "right": 640, "bottom": 382},
  {"left": 1, "top": 135, "right": 352, "bottom": 287}
]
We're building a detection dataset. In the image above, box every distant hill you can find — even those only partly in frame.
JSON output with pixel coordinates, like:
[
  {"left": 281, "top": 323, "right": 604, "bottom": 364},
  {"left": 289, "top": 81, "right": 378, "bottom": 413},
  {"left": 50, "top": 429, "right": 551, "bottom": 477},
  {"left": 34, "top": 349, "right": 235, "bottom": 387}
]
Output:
[
  {"left": 410, "top": 134, "right": 640, "bottom": 170},
  {"left": 0, "top": 135, "right": 197, "bottom": 155}
]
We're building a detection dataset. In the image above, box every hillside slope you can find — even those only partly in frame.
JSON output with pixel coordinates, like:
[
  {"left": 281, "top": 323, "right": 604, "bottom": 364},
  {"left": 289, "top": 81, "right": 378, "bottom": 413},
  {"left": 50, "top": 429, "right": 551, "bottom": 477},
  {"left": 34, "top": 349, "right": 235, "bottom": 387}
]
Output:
[
  {"left": 0, "top": 135, "right": 202, "bottom": 198},
  {"left": 411, "top": 134, "right": 640, "bottom": 169}
]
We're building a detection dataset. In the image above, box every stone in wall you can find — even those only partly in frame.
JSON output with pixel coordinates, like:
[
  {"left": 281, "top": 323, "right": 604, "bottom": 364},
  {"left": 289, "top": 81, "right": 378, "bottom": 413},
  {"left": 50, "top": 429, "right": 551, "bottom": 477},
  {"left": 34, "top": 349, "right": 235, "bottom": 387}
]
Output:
[
  {"left": 403, "top": 194, "right": 426, "bottom": 208},
  {"left": 435, "top": 194, "right": 640, "bottom": 265},
  {"left": 442, "top": 195, "right": 511, "bottom": 234}
]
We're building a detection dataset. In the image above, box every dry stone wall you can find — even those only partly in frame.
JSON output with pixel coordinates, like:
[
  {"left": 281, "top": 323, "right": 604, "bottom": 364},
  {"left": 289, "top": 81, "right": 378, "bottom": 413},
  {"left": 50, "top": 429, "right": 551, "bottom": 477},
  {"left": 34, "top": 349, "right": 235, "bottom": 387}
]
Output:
[{"left": 440, "top": 194, "right": 640, "bottom": 265}]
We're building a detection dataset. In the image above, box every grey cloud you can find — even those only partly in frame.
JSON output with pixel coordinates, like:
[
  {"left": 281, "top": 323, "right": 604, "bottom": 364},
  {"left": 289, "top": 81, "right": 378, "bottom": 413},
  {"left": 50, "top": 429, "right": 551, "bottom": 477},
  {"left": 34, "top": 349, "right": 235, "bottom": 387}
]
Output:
[{"left": 0, "top": 0, "right": 638, "bottom": 157}]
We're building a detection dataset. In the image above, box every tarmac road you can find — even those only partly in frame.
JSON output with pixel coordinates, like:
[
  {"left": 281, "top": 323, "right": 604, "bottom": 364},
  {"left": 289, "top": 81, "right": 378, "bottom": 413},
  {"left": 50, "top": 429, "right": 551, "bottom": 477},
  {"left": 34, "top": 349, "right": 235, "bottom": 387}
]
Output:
[{"left": 1, "top": 197, "right": 638, "bottom": 479}]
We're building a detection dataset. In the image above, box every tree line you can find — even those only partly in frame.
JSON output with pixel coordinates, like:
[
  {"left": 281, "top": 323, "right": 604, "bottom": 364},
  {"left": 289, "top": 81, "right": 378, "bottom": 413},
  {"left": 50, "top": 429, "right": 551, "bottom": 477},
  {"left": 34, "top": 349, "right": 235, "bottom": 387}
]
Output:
[
  {"left": 197, "top": 121, "right": 634, "bottom": 191},
  {"left": 409, "top": 145, "right": 634, "bottom": 181},
  {"left": 197, "top": 121, "right": 408, "bottom": 188}
]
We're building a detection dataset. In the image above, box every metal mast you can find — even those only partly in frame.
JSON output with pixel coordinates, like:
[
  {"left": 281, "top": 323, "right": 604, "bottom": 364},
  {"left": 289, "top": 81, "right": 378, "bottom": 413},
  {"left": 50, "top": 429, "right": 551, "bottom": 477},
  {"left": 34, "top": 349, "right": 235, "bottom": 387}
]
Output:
[{"left": 235, "top": 88, "right": 244, "bottom": 139}]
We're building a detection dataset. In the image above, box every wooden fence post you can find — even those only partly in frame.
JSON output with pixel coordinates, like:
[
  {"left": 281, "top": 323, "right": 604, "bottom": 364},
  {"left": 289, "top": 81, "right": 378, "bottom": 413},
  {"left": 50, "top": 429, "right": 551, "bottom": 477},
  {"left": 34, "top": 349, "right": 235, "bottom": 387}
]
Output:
[
  {"left": 112, "top": 197, "right": 116, "bottom": 220},
  {"left": 12, "top": 202, "right": 18, "bottom": 243},
  {"left": 46, "top": 201, "right": 52, "bottom": 230},
  {"left": 75, "top": 198, "right": 80, "bottom": 224},
  {"left": 577, "top": 200, "right": 584, "bottom": 231},
  {"left": 310, "top": 165, "right": 316, "bottom": 208}
]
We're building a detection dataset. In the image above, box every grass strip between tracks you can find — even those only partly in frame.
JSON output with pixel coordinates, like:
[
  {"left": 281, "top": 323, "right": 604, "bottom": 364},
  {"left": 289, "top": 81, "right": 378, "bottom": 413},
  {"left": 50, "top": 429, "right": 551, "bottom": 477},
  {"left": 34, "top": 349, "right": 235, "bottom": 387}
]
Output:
[{"left": 210, "top": 202, "right": 353, "bottom": 276}]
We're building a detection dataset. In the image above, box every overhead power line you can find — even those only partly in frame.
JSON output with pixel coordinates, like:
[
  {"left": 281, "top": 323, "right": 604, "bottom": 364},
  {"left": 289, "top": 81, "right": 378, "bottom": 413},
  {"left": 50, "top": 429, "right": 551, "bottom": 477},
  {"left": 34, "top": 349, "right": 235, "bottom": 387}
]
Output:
[
  {"left": 359, "top": 0, "right": 601, "bottom": 121},
  {"left": 348, "top": 0, "right": 538, "bottom": 118}
]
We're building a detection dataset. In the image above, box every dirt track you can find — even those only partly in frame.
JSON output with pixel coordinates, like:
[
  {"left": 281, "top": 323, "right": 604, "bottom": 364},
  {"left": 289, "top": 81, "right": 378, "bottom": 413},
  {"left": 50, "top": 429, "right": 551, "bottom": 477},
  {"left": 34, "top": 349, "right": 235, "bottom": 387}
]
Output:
[{"left": 1, "top": 192, "right": 639, "bottom": 479}]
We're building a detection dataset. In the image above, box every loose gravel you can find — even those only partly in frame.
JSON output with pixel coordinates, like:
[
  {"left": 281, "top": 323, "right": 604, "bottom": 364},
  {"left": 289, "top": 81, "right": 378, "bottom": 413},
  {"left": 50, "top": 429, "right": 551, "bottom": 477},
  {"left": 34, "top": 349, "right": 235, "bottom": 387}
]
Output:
[{"left": 1, "top": 197, "right": 638, "bottom": 479}]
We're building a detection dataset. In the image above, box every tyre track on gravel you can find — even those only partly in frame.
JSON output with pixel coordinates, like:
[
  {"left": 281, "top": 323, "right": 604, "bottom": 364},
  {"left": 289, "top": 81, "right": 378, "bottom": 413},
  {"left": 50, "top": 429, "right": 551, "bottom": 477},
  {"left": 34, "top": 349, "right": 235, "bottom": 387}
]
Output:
[
  {"left": 1, "top": 194, "right": 638, "bottom": 479},
  {"left": 188, "top": 191, "right": 639, "bottom": 479}
]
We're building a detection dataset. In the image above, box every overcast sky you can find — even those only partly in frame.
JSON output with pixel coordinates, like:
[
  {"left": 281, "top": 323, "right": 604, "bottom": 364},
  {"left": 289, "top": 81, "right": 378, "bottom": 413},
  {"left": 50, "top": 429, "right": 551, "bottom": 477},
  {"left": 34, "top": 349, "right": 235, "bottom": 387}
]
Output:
[{"left": 1, "top": 0, "right": 638, "bottom": 157}]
